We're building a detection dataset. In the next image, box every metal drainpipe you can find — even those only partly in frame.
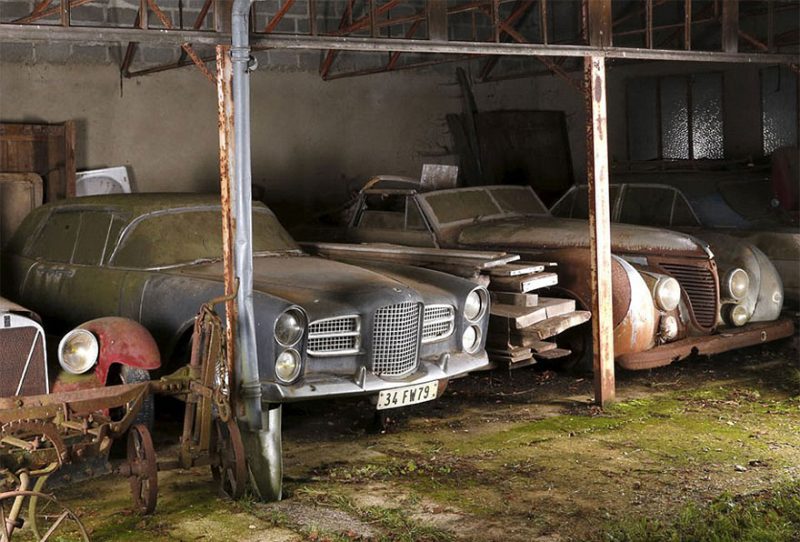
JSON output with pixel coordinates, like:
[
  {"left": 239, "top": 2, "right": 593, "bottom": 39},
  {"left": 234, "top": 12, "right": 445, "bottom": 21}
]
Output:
[{"left": 231, "top": 0, "right": 260, "bottom": 431}]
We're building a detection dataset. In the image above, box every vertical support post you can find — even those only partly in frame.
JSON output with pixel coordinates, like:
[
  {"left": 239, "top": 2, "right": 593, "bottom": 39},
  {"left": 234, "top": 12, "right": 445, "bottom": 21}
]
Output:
[
  {"left": 767, "top": 0, "right": 774, "bottom": 52},
  {"left": 308, "top": 0, "right": 317, "bottom": 36},
  {"left": 584, "top": 56, "right": 615, "bottom": 407},
  {"left": 427, "top": 0, "right": 448, "bottom": 41},
  {"left": 645, "top": 0, "right": 653, "bottom": 48},
  {"left": 215, "top": 0, "right": 233, "bottom": 32},
  {"left": 540, "top": 0, "right": 549, "bottom": 44},
  {"left": 216, "top": 44, "right": 237, "bottom": 407},
  {"left": 721, "top": 0, "right": 738, "bottom": 53},
  {"left": 60, "top": 0, "right": 70, "bottom": 27},
  {"left": 586, "top": 0, "right": 614, "bottom": 407},
  {"left": 139, "top": 0, "right": 149, "bottom": 29},
  {"left": 684, "top": 0, "right": 692, "bottom": 50},
  {"left": 492, "top": 0, "right": 500, "bottom": 43}
]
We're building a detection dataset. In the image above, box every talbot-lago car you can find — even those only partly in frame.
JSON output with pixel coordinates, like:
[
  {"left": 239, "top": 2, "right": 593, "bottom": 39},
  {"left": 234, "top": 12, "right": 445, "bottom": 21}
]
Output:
[
  {"left": 552, "top": 178, "right": 799, "bottom": 307},
  {"left": 552, "top": 183, "right": 788, "bottom": 325},
  {"left": 0, "top": 296, "right": 160, "bottom": 414},
  {"left": 2, "top": 194, "right": 491, "bottom": 411},
  {"left": 295, "top": 178, "right": 794, "bottom": 370}
]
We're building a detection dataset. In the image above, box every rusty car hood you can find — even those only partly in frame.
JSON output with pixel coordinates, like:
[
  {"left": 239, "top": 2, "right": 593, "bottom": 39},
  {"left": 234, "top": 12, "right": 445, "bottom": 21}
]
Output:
[{"left": 456, "top": 216, "right": 711, "bottom": 258}]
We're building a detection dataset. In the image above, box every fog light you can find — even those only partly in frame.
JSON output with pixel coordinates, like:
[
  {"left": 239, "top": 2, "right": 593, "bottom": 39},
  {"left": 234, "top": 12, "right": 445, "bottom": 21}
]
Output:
[
  {"left": 659, "top": 315, "right": 678, "bottom": 341},
  {"left": 461, "top": 325, "right": 481, "bottom": 353},
  {"left": 275, "top": 349, "right": 301, "bottom": 383},
  {"left": 725, "top": 304, "right": 749, "bottom": 327},
  {"left": 58, "top": 329, "right": 99, "bottom": 375}
]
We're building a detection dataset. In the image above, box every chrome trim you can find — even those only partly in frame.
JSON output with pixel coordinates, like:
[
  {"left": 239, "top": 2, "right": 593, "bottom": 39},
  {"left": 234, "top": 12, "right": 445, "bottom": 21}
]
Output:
[
  {"left": 422, "top": 304, "right": 455, "bottom": 344},
  {"left": 307, "top": 315, "right": 361, "bottom": 356},
  {"left": 371, "top": 301, "right": 421, "bottom": 378}
]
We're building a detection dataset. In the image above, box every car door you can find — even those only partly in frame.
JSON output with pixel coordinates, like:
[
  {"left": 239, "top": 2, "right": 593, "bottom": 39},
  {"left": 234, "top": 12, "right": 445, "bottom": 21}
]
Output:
[{"left": 346, "top": 192, "right": 438, "bottom": 247}]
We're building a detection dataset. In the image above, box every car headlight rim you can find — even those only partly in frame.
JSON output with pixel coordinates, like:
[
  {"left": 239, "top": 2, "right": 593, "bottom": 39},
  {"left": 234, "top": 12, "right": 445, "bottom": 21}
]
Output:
[
  {"left": 461, "top": 325, "right": 482, "bottom": 354},
  {"left": 724, "top": 268, "right": 750, "bottom": 302},
  {"left": 58, "top": 329, "right": 99, "bottom": 375},
  {"left": 654, "top": 277, "right": 681, "bottom": 312},
  {"left": 725, "top": 304, "right": 749, "bottom": 327},
  {"left": 464, "top": 288, "right": 487, "bottom": 322},
  {"left": 275, "top": 348, "right": 302, "bottom": 383},
  {"left": 274, "top": 308, "right": 305, "bottom": 347}
]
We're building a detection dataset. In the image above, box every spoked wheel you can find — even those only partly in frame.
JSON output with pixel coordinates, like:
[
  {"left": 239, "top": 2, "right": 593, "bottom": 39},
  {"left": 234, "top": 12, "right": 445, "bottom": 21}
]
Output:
[
  {"left": 126, "top": 424, "right": 158, "bottom": 515},
  {"left": 0, "top": 490, "right": 89, "bottom": 542},
  {"left": 209, "top": 418, "right": 246, "bottom": 500}
]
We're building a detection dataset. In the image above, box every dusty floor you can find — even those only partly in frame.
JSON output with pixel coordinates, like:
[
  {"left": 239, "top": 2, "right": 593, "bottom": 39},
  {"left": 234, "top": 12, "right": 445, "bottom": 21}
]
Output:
[{"left": 53, "top": 340, "right": 800, "bottom": 541}]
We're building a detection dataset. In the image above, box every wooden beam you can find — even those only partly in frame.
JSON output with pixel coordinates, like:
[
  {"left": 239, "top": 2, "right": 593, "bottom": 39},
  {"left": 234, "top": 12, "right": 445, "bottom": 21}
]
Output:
[
  {"left": 584, "top": 55, "right": 615, "bottom": 407},
  {"left": 721, "top": 0, "right": 739, "bottom": 53},
  {"left": 588, "top": 0, "right": 612, "bottom": 48}
]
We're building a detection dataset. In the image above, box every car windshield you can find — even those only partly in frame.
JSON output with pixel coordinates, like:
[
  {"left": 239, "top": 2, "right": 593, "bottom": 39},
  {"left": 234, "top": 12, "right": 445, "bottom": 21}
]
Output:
[
  {"left": 423, "top": 186, "right": 548, "bottom": 225},
  {"left": 112, "top": 207, "right": 300, "bottom": 269}
]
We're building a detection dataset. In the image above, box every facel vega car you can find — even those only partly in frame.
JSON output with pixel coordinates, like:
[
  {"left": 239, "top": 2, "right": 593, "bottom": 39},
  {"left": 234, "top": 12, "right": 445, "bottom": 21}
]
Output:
[
  {"left": 2, "top": 194, "right": 491, "bottom": 412},
  {"left": 0, "top": 296, "right": 160, "bottom": 409},
  {"left": 552, "top": 182, "right": 790, "bottom": 323},
  {"left": 294, "top": 178, "right": 794, "bottom": 370}
]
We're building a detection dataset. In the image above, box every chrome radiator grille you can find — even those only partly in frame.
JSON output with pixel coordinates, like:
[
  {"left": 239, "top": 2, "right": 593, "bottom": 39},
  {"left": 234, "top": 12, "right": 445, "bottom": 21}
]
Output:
[
  {"left": 0, "top": 325, "right": 47, "bottom": 397},
  {"left": 307, "top": 316, "right": 360, "bottom": 356},
  {"left": 659, "top": 262, "right": 718, "bottom": 329},
  {"left": 371, "top": 302, "right": 421, "bottom": 377},
  {"left": 422, "top": 304, "right": 455, "bottom": 344}
]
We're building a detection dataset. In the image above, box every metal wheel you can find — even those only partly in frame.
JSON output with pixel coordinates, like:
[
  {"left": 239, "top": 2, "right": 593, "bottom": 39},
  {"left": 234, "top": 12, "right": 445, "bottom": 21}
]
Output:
[
  {"left": 126, "top": 424, "right": 158, "bottom": 515},
  {"left": 0, "top": 490, "right": 89, "bottom": 542},
  {"left": 209, "top": 418, "right": 246, "bottom": 500}
]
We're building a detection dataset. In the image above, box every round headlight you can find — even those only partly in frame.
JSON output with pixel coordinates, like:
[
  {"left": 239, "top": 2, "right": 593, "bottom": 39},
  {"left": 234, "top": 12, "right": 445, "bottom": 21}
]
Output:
[
  {"left": 654, "top": 277, "right": 681, "bottom": 312},
  {"left": 725, "top": 304, "right": 749, "bottom": 327},
  {"left": 275, "top": 349, "right": 301, "bottom": 383},
  {"left": 275, "top": 308, "right": 305, "bottom": 347},
  {"left": 58, "top": 329, "right": 99, "bottom": 375},
  {"left": 461, "top": 325, "right": 481, "bottom": 353},
  {"left": 464, "top": 289, "right": 485, "bottom": 322},
  {"left": 724, "top": 268, "right": 750, "bottom": 301}
]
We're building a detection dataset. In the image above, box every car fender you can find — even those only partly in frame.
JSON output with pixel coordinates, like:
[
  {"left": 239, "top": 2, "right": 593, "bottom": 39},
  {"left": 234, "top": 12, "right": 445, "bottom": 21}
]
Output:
[{"left": 78, "top": 317, "right": 161, "bottom": 385}]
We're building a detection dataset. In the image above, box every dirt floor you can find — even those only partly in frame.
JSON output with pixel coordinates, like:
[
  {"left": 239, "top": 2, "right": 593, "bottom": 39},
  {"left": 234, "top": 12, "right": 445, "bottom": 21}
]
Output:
[{"left": 51, "top": 339, "right": 800, "bottom": 541}]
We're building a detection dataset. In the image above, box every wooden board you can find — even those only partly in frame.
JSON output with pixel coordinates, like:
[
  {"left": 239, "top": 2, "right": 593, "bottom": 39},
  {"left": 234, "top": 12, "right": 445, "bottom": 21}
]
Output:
[
  {"left": 490, "top": 272, "right": 558, "bottom": 293},
  {"left": 532, "top": 348, "right": 572, "bottom": 360},
  {"left": 491, "top": 304, "right": 548, "bottom": 329},
  {"left": 490, "top": 291, "right": 538, "bottom": 307},
  {"left": 488, "top": 263, "right": 546, "bottom": 276},
  {"left": 515, "top": 311, "right": 592, "bottom": 342},
  {"left": 535, "top": 297, "right": 576, "bottom": 319}
]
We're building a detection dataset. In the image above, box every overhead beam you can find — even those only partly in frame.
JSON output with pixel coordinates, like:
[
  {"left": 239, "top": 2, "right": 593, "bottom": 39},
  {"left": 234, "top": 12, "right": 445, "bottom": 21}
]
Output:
[{"left": 1, "top": 25, "right": 798, "bottom": 64}]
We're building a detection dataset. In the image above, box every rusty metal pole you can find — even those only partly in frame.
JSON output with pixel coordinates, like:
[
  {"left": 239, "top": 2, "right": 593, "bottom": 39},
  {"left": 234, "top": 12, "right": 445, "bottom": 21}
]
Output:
[
  {"left": 215, "top": 44, "right": 237, "bottom": 410},
  {"left": 586, "top": 0, "right": 615, "bottom": 406}
]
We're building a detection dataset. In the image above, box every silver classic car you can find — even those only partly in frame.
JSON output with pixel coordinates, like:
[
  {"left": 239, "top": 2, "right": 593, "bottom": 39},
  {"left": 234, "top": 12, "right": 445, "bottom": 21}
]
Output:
[
  {"left": 1, "top": 194, "right": 490, "bottom": 410},
  {"left": 296, "top": 178, "right": 794, "bottom": 370}
]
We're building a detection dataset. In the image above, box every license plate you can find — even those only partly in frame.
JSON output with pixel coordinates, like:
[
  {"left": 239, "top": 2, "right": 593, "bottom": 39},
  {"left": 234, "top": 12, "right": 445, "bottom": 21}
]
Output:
[{"left": 376, "top": 381, "right": 438, "bottom": 410}]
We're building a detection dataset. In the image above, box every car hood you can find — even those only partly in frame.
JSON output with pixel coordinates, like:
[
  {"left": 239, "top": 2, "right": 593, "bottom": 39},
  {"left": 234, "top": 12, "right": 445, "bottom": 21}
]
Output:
[
  {"left": 172, "top": 255, "right": 422, "bottom": 320},
  {"left": 456, "top": 216, "right": 711, "bottom": 258}
]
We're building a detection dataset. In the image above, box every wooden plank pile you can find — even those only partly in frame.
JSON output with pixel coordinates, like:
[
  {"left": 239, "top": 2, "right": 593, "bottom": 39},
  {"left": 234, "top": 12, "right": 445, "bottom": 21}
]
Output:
[{"left": 302, "top": 242, "right": 591, "bottom": 369}]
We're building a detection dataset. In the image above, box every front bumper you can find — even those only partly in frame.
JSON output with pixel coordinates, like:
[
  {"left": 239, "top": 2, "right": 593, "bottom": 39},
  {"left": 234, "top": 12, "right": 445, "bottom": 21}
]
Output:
[
  {"left": 616, "top": 318, "right": 795, "bottom": 370},
  {"left": 261, "top": 351, "right": 490, "bottom": 403}
]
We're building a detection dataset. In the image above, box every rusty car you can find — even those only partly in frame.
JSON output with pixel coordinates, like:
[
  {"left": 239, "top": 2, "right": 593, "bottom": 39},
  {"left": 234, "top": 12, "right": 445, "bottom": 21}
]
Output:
[
  {"left": 295, "top": 178, "right": 794, "bottom": 371},
  {"left": 552, "top": 177, "right": 799, "bottom": 308}
]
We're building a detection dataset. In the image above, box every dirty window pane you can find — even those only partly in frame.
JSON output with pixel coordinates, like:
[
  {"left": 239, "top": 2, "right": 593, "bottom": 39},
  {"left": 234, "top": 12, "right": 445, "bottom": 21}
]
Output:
[
  {"left": 551, "top": 189, "right": 576, "bottom": 217},
  {"left": 620, "top": 186, "right": 673, "bottom": 227},
  {"left": 423, "top": 190, "right": 500, "bottom": 224},
  {"left": 357, "top": 194, "right": 406, "bottom": 230},
  {"left": 405, "top": 201, "right": 428, "bottom": 231},
  {"left": 671, "top": 194, "right": 700, "bottom": 227},
  {"left": 30, "top": 211, "right": 80, "bottom": 262},
  {"left": 489, "top": 187, "right": 548, "bottom": 215},
  {"left": 627, "top": 77, "right": 659, "bottom": 160},
  {"left": 555, "top": 185, "right": 619, "bottom": 221},
  {"left": 113, "top": 209, "right": 298, "bottom": 269},
  {"left": 691, "top": 73, "right": 724, "bottom": 159},
  {"left": 661, "top": 76, "right": 690, "bottom": 160},
  {"left": 762, "top": 66, "right": 799, "bottom": 155},
  {"left": 73, "top": 212, "right": 112, "bottom": 266}
]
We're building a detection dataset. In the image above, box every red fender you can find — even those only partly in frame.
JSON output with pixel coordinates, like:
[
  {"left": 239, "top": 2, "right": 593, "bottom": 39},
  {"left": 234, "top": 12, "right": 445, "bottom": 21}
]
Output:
[{"left": 78, "top": 317, "right": 161, "bottom": 385}]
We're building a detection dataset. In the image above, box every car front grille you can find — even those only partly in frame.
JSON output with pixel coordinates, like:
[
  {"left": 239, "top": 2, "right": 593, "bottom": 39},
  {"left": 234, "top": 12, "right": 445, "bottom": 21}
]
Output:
[
  {"left": 422, "top": 304, "right": 455, "bottom": 344},
  {"left": 0, "top": 325, "right": 47, "bottom": 397},
  {"left": 659, "top": 262, "right": 719, "bottom": 329},
  {"left": 371, "top": 302, "right": 422, "bottom": 377},
  {"left": 307, "top": 315, "right": 360, "bottom": 356}
]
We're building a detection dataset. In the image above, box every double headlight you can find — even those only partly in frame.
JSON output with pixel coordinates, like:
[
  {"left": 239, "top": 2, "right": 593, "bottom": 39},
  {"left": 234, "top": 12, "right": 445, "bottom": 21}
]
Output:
[
  {"left": 462, "top": 288, "right": 487, "bottom": 354},
  {"left": 723, "top": 268, "right": 749, "bottom": 302},
  {"left": 58, "top": 329, "right": 99, "bottom": 375},
  {"left": 274, "top": 308, "right": 306, "bottom": 383}
]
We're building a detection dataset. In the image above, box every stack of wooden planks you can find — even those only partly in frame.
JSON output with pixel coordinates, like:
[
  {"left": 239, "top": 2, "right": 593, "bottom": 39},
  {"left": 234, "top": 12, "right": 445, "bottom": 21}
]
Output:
[{"left": 301, "top": 243, "right": 591, "bottom": 369}]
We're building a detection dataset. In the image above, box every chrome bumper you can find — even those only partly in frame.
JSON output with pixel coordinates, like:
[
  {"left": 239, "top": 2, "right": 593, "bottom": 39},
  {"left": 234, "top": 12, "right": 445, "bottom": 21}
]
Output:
[
  {"left": 616, "top": 318, "right": 795, "bottom": 370},
  {"left": 261, "top": 351, "right": 490, "bottom": 403}
]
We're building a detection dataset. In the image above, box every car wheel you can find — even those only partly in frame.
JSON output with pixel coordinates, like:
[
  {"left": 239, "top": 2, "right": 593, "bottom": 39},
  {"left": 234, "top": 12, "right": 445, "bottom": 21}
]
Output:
[
  {"left": 119, "top": 366, "right": 154, "bottom": 430},
  {"left": 241, "top": 404, "right": 283, "bottom": 502},
  {"left": 558, "top": 324, "right": 594, "bottom": 375}
]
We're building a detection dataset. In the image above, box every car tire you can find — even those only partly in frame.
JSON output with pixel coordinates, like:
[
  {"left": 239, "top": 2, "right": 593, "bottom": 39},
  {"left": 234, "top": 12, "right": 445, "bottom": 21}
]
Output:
[
  {"left": 558, "top": 324, "right": 594, "bottom": 375},
  {"left": 119, "top": 366, "right": 154, "bottom": 430},
  {"left": 241, "top": 404, "right": 283, "bottom": 502}
]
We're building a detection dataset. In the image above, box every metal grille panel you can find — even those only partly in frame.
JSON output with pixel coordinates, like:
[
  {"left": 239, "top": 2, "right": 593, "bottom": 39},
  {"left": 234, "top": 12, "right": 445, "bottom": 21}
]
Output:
[
  {"left": 0, "top": 326, "right": 47, "bottom": 397},
  {"left": 308, "top": 316, "right": 360, "bottom": 355},
  {"left": 372, "top": 302, "right": 421, "bottom": 377},
  {"left": 659, "top": 262, "right": 718, "bottom": 329},
  {"left": 422, "top": 305, "right": 455, "bottom": 344}
]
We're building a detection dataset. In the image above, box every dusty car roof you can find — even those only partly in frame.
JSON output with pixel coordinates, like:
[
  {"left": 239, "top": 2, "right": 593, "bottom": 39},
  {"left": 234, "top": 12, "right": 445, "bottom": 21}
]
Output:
[{"left": 43, "top": 193, "right": 265, "bottom": 214}]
